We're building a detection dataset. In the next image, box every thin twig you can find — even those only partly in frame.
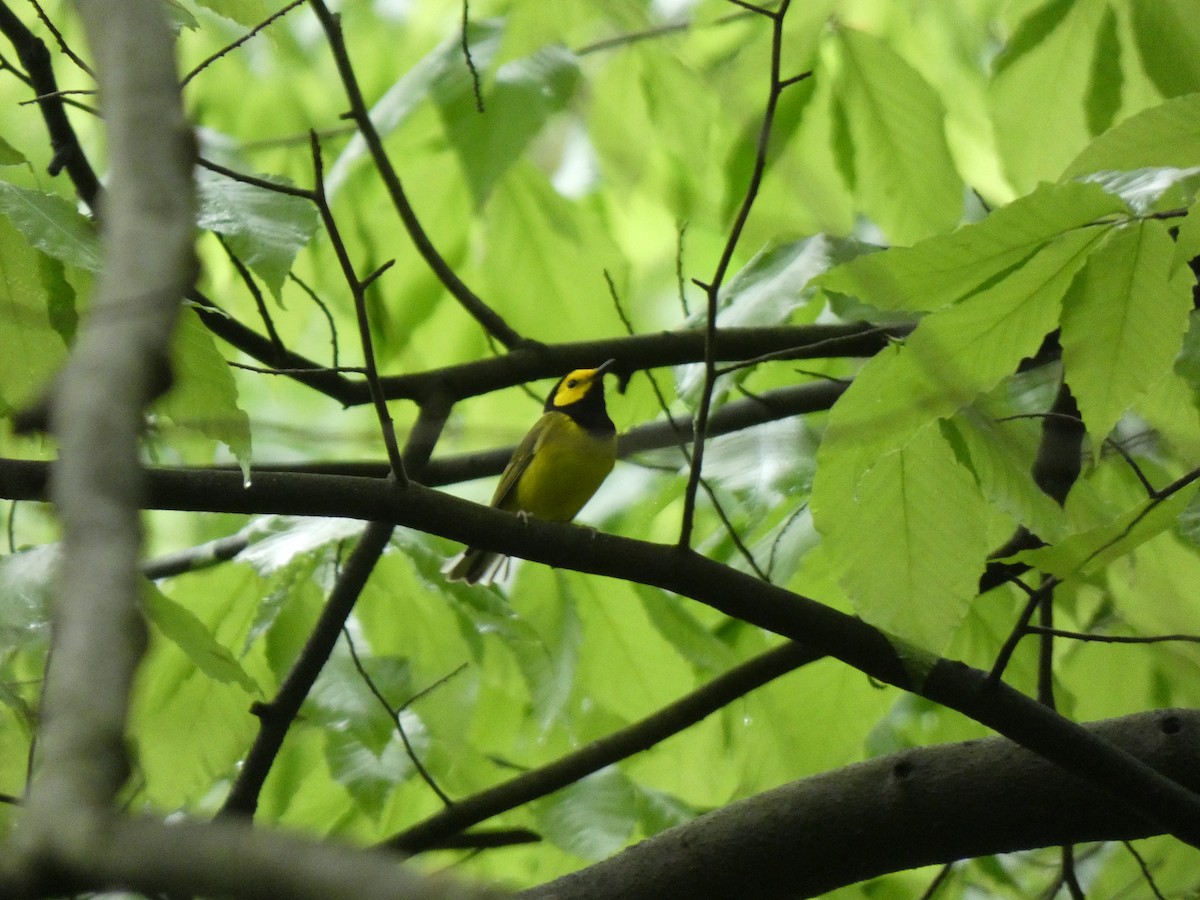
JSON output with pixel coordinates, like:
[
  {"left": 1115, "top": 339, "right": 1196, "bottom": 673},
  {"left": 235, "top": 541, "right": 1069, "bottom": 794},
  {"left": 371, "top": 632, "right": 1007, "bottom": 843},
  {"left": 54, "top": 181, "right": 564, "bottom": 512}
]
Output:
[
  {"left": 987, "top": 581, "right": 1053, "bottom": 686},
  {"left": 227, "top": 360, "right": 365, "bottom": 376},
  {"left": 26, "top": 0, "right": 92, "bottom": 75},
  {"left": 1122, "top": 840, "right": 1167, "bottom": 900},
  {"left": 675, "top": 220, "right": 691, "bottom": 318},
  {"left": 1060, "top": 845, "right": 1085, "bottom": 900},
  {"left": 459, "top": 0, "right": 483, "bottom": 113},
  {"left": 5, "top": 499, "right": 15, "bottom": 553},
  {"left": 383, "top": 641, "right": 820, "bottom": 853},
  {"left": 1026, "top": 626, "right": 1200, "bottom": 645},
  {"left": 181, "top": 0, "right": 306, "bottom": 87},
  {"left": 288, "top": 272, "right": 341, "bottom": 367},
  {"left": 309, "top": 131, "right": 408, "bottom": 483},
  {"left": 308, "top": 0, "right": 525, "bottom": 349},
  {"left": 197, "top": 156, "right": 317, "bottom": 200},
  {"left": 918, "top": 863, "right": 954, "bottom": 900},
  {"left": 679, "top": 0, "right": 808, "bottom": 549},
  {"left": 604, "top": 271, "right": 767, "bottom": 578},
  {"left": 341, "top": 626, "right": 453, "bottom": 806},
  {"left": 715, "top": 325, "right": 891, "bottom": 377},
  {"left": 216, "top": 233, "right": 284, "bottom": 353},
  {"left": 399, "top": 662, "right": 469, "bottom": 711}
]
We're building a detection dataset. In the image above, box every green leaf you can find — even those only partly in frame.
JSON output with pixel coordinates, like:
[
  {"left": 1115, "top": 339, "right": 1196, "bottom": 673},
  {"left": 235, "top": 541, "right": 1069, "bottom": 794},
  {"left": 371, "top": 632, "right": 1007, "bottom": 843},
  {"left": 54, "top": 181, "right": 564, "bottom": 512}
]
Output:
[
  {"left": 826, "top": 424, "right": 989, "bottom": 653},
  {"left": 534, "top": 767, "right": 638, "bottom": 861},
  {"left": 1062, "top": 93, "right": 1200, "bottom": 180},
  {"left": 326, "top": 20, "right": 504, "bottom": 197},
  {"left": 0, "top": 216, "right": 69, "bottom": 413},
  {"left": 717, "top": 235, "right": 849, "bottom": 325},
  {"left": 39, "top": 252, "right": 78, "bottom": 345},
  {"left": 0, "top": 136, "right": 26, "bottom": 166},
  {"left": 636, "top": 584, "right": 737, "bottom": 675},
  {"left": 0, "top": 182, "right": 101, "bottom": 271},
  {"left": 943, "top": 411, "right": 1068, "bottom": 542},
  {"left": 1130, "top": 1, "right": 1200, "bottom": 99},
  {"left": 195, "top": 168, "right": 318, "bottom": 298},
  {"left": 993, "top": 0, "right": 1075, "bottom": 76},
  {"left": 1085, "top": 4, "right": 1122, "bottom": 137},
  {"left": 990, "top": 0, "right": 1108, "bottom": 192},
  {"left": 818, "top": 224, "right": 1105, "bottom": 455},
  {"left": 141, "top": 581, "right": 259, "bottom": 693},
  {"left": 0, "top": 544, "right": 56, "bottom": 646},
  {"left": 832, "top": 28, "right": 963, "bottom": 243},
  {"left": 1008, "top": 486, "right": 1198, "bottom": 579},
  {"left": 1060, "top": 220, "right": 1193, "bottom": 446},
  {"left": 632, "top": 784, "right": 703, "bottom": 837},
  {"left": 440, "top": 45, "right": 581, "bottom": 205},
  {"left": 192, "top": 0, "right": 268, "bottom": 28},
  {"left": 816, "top": 181, "right": 1125, "bottom": 312},
  {"left": 156, "top": 307, "right": 252, "bottom": 468}
]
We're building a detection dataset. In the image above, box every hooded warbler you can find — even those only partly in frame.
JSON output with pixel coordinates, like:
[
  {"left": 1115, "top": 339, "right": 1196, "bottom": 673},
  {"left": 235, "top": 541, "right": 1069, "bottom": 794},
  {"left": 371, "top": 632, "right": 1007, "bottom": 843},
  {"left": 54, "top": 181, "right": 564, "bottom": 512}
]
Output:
[{"left": 443, "top": 360, "right": 618, "bottom": 586}]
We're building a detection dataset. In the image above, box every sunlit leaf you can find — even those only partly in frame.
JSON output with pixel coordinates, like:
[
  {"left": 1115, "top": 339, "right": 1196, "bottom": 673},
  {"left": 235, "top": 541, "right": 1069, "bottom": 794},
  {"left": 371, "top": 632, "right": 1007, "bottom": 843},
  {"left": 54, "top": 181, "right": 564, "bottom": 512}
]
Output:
[
  {"left": 1062, "top": 93, "right": 1200, "bottom": 180},
  {"left": 990, "top": 0, "right": 1108, "bottom": 191},
  {"left": 534, "top": 767, "right": 638, "bottom": 861},
  {"left": 1060, "top": 220, "right": 1193, "bottom": 446},
  {"left": 1008, "top": 486, "right": 1197, "bottom": 579},
  {"left": 196, "top": 168, "right": 318, "bottom": 299},
  {"left": 192, "top": 0, "right": 268, "bottom": 28},
  {"left": 0, "top": 216, "right": 68, "bottom": 413},
  {"left": 325, "top": 20, "right": 504, "bottom": 197},
  {"left": 156, "top": 307, "right": 253, "bottom": 469},
  {"left": 141, "top": 581, "right": 259, "bottom": 693},
  {"left": 825, "top": 423, "right": 989, "bottom": 652},
  {"left": 942, "top": 410, "right": 1068, "bottom": 542},
  {"left": 0, "top": 136, "right": 26, "bottom": 166},
  {"left": 831, "top": 28, "right": 962, "bottom": 243},
  {"left": 440, "top": 45, "right": 581, "bottom": 205},
  {"left": 0, "top": 183, "right": 101, "bottom": 271},
  {"left": 817, "top": 181, "right": 1124, "bottom": 312},
  {"left": 1130, "top": 1, "right": 1200, "bottom": 99},
  {"left": 0, "top": 544, "right": 56, "bottom": 645}
]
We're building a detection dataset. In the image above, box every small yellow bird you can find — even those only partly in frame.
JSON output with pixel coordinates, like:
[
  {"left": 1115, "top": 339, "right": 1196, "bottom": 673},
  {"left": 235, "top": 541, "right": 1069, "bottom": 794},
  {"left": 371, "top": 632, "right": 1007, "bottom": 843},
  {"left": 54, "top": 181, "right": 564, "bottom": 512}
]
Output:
[{"left": 443, "top": 360, "right": 618, "bottom": 586}]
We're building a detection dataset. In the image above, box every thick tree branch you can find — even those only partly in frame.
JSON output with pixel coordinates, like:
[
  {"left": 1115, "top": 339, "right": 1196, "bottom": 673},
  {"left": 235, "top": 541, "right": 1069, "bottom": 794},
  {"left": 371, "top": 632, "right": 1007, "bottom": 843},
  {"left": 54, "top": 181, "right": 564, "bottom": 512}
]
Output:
[
  {"left": 3, "top": 465, "right": 1198, "bottom": 846},
  {"left": 372, "top": 323, "right": 903, "bottom": 406},
  {"left": 520, "top": 710, "right": 1200, "bottom": 900},
  {"left": 2, "top": 811, "right": 502, "bottom": 899}
]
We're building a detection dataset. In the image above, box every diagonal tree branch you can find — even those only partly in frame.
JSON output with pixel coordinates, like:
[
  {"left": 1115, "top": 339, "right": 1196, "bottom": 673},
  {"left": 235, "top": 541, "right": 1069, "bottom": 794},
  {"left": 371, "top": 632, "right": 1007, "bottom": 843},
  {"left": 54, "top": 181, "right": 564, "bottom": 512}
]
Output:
[
  {"left": 520, "top": 709, "right": 1200, "bottom": 900},
  {"left": 5, "top": 463, "right": 1199, "bottom": 849},
  {"left": 386, "top": 641, "right": 821, "bottom": 853}
]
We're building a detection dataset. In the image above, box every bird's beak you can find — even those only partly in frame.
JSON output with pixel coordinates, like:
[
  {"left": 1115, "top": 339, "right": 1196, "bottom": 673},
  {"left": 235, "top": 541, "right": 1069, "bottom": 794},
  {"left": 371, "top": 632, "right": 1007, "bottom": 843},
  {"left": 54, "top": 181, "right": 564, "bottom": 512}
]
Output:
[{"left": 595, "top": 359, "right": 617, "bottom": 377}]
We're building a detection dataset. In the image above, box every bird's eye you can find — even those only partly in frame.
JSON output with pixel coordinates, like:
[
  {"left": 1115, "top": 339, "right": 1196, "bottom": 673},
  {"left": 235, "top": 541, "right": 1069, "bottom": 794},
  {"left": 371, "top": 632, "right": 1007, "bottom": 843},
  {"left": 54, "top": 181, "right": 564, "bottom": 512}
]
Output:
[{"left": 567, "top": 379, "right": 579, "bottom": 388}]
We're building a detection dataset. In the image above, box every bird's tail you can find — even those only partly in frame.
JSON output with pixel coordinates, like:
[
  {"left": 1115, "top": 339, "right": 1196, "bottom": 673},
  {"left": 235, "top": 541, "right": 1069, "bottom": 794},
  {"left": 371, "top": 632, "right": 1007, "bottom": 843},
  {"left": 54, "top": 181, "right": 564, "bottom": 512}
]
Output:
[{"left": 441, "top": 547, "right": 509, "bottom": 586}]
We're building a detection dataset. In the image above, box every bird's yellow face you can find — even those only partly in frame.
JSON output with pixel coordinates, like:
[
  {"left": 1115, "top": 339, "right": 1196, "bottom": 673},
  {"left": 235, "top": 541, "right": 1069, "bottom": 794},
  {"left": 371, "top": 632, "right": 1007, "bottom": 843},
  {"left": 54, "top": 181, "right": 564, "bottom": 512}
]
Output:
[{"left": 549, "top": 365, "right": 608, "bottom": 410}]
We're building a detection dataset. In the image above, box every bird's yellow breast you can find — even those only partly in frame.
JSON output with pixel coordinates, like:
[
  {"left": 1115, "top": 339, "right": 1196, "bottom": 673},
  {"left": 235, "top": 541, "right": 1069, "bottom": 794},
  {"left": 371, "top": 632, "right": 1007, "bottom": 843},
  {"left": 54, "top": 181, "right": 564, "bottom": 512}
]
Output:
[{"left": 505, "top": 412, "right": 617, "bottom": 522}]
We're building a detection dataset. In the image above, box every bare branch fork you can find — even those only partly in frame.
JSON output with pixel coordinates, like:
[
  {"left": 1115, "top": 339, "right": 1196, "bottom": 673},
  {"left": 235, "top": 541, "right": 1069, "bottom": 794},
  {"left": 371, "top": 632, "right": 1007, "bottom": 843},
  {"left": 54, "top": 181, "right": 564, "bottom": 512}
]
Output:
[{"left": 679, "top": 0, "right": 811, "bottom": 548}]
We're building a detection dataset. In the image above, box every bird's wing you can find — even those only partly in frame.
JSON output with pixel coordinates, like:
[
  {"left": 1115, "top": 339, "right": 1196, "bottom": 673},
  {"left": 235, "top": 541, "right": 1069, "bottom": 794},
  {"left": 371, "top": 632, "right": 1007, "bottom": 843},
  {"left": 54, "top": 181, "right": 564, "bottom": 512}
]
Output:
[{"left": 489, "top": 412, "right": 554, "bottom": 509}]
